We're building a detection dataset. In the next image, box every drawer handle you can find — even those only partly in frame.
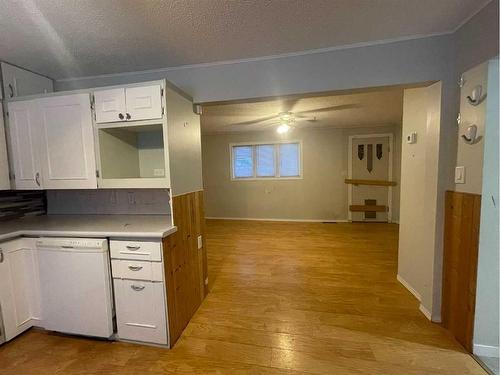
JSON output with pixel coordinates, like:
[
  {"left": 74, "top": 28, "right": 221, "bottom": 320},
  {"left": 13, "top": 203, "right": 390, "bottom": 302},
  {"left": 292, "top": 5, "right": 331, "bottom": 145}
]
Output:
[
  {"left": 126, "top": 245, "right": 141, "bottom": 251},
  {"left": 131, "top": 284, "right": 145, "bottom": 291},
  {"left": 128, "top": 265, "right": 143, "bottom": 271}
]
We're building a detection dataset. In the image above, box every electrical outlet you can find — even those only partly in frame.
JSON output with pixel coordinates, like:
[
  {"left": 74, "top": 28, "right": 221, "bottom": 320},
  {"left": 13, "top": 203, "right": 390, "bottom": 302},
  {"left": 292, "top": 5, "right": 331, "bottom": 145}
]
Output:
[
  {"left": 153, "top": 168, "right": 165, "bottom": 177},
  {"left": 128, "top": 192, "right": 136, "bottom": 205},
  {"left": 197, "top": 235, "right": 203, "bottom": 249}
]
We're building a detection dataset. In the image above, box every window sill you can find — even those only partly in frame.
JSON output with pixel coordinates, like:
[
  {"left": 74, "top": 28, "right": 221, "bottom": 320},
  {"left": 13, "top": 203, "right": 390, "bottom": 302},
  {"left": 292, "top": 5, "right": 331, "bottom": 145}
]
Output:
[{"left": 231, "top": 176, "right": 303, "bottom": 181}]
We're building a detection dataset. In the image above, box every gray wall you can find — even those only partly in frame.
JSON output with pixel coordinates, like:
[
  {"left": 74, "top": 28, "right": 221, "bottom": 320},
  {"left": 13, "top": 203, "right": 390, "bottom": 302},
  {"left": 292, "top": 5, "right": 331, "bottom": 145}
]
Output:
[
  {"left": 202, "top": 125, "right": 401, "bottom": 222},
  {"left": 474, "top": 58, "right": 499, "bottom": 356},
  {"left": 56, "top": 34, "right": 452, "bottom": 103}
]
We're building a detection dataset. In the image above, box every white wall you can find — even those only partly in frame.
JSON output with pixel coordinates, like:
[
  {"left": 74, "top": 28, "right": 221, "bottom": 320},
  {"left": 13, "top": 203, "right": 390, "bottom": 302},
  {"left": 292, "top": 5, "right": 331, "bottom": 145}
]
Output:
[
  {"left": 202, "top": 125, "right": 401, "bottom": 222},
  {"left": 455, "top": 62, "right": 489, "bottom": 194},
  {"left": 473, "top": 58, "right": 499, "bottom": 358},
  {"left": 398, "top": 82, "right": 443, "bottom": 320}
]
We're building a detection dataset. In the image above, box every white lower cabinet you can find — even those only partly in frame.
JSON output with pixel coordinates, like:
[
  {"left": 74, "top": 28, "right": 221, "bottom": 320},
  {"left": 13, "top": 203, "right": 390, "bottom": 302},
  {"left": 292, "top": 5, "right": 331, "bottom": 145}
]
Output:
[
  {"left": 0, "top": 238, "right": 42, "bottom": 342},
  {"left": 114, "top": 279, "right": 167, "bottom": 345},
  {"left": 110, "top": 239, "right": 168, "bottom": 346}
]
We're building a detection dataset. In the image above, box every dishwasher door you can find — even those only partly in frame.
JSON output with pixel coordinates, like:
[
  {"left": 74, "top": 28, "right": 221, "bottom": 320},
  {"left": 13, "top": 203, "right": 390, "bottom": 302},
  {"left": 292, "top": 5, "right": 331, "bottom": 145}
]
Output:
[{"left": 37, "top": 238, "right": 113, "bottom": 338}]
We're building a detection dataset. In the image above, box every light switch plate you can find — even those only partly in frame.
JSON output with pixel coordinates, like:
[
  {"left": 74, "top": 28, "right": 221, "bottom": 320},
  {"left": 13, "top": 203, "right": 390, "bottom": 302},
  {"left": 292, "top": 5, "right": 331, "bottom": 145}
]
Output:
[
  {"left": 197, "top": 235, "right": 203, "bottom": 249},
  {"left": 455, "top": 166, "right": 465, "bottom": 184}
]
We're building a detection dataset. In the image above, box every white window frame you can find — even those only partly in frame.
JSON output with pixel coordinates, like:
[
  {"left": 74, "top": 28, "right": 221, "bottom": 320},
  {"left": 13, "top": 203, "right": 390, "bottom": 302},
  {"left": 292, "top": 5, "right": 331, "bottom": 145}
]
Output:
[{"left": 230, "top": 140, "right": 303, "bottom": 181}]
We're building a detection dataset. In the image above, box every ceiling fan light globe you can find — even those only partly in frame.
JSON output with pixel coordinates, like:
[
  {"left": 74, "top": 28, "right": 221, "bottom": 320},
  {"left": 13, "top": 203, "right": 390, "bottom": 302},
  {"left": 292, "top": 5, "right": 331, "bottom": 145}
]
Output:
[{"left": 277, "top": 124, "right": 290, "bottom": 134}]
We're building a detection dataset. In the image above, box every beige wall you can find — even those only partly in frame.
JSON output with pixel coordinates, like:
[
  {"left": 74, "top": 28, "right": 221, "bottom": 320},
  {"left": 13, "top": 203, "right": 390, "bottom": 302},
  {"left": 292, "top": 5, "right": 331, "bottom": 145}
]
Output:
[
  {"left": 455, "top": 61, "right": 488, "bottom": 194},
  {"left": 398, "top": 82, "right": 443, "bottom": 320},
  {"left": 202, "top": 125, "right": 401, "bottom": 221}
]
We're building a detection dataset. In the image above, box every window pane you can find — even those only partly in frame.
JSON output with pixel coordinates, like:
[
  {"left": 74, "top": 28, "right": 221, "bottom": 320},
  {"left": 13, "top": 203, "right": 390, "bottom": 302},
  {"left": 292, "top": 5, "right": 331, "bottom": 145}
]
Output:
[
  {"left": 233, "top": 146, "right": 254, "bottom": 178},
  {"left": 279, "top": 143, "right": 300, "bottom": 177},
  {"left": 256, "top": 145, "right": 275, "bottom": 177}
]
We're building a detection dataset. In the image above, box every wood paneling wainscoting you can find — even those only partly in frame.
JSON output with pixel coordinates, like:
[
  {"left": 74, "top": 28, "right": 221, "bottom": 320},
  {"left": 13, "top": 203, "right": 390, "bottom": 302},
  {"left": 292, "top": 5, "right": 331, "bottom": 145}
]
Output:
[
  {"left": 163, "top": 190, "right": 208, "bottom": 347},
  {"left": 442, "top": 190, "right": 481, "bottom": 352}
]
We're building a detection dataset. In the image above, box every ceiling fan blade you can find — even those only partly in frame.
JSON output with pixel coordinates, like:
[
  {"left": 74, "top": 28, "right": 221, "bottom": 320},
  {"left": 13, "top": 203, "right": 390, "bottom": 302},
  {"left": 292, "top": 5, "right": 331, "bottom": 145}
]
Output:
[
  {"left": 223, "top": 114, "right": 279, "bottom": 128},
  {"left": 296, "top": 104, "right": 360, "bottom": 115},
  {"left": 280, "top": 98, "right": 300, "bottom": 113}
]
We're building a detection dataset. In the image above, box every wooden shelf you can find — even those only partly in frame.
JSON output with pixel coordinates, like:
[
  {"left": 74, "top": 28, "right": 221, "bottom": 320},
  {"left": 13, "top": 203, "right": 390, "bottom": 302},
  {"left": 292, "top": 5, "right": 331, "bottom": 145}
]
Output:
[
  {"left": 345, "top": 179, "right": 397, "bottom": 187},
  {"left": 349, "top": 205, "right": 387, "bottom": 212}
]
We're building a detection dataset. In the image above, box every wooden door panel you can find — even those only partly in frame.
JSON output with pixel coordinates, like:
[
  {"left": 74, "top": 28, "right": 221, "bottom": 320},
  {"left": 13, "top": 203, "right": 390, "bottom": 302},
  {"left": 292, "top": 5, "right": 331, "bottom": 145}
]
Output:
[{"left": 442, "top": 190, "right": 481, "bottom": 352}]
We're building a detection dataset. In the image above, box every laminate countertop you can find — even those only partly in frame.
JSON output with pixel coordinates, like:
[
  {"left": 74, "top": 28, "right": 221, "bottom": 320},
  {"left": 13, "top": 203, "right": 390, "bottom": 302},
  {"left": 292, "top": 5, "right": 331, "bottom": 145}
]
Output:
[{"left": 0, "top": 215, "right": 176, "bottom": 242}]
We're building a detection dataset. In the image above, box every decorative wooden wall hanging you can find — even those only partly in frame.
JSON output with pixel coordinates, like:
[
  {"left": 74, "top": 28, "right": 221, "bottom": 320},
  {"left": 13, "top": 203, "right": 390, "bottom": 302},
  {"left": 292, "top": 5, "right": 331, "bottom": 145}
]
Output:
[
  {"left": 376, "top": 144, "right": 383, "bottom": 160},
  {"left": 367, "top": 144, "right": 373, "bottom": 172},
  {"left": 357, "top": 144, "right": 364, "bottom": 160}
]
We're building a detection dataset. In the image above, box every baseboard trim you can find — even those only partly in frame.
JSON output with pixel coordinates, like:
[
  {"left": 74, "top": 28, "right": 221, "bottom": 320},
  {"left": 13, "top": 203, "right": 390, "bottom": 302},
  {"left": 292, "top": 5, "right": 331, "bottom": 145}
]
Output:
[
  {"left": 397, "top": 274, "right": 422, "bottom": 301},
  {"left": 419, "top": 304, "right": 432, "bottom": 321},
  {"left": 205, "top": 216, "right": 349, "bottom": 223},
  {"left": 474, "top": 344, "right": 500, "bottom": 358}
]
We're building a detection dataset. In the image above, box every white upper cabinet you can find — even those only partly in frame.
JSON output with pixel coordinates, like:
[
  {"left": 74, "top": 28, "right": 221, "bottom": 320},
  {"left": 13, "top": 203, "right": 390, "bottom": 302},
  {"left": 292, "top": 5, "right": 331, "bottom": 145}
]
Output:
[
  {"left": 38, "top": 94, "right": 97, "bottom": 189},
  {"left": 94, "top": 84, "right": 162, "bottom": 123},
  {"left": 7, "top": 100, "right": 42, "bottom": 190},
  {"left": 94, "top": 88, "right": 127, "bottom": 123},
  {"left": 1, "top": 62, "right": 53, "bottom": 99},
  {"left": 125, "top": 85, "right": 163, "bottom": 122}
]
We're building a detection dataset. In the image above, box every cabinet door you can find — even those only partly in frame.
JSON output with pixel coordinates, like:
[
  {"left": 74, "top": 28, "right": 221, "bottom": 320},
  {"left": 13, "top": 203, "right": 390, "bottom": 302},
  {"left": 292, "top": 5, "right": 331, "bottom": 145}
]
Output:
[
  {"left": 38, "top": 94, "right": 97, "bottom": 189},
  {"left": 0, "top": 106, "right": 11, "bottom": 189},
  {"left": 125, "top": 85, "right": 163, "bottom": 122},
  {"left": 0, "top": 239, "right": 40, "bottom": 342},
  {"left": 94, "top": 88, "right": 126, "bottom": 123},
  {"left": 114, "top": 279, "right": 168, "bottom": 345},
  {"left": 1, "top": 62, "right": 53, "bottom": 99},
  {"left": 7, "top": 100, "right": 42, "bottom": 189}
]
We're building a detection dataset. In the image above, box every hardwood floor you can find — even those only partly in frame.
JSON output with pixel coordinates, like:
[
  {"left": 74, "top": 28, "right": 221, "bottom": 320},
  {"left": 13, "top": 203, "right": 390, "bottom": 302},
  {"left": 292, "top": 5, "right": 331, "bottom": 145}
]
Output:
[{"left": 0, "top": 220, "right": 486, "bottom": 374}]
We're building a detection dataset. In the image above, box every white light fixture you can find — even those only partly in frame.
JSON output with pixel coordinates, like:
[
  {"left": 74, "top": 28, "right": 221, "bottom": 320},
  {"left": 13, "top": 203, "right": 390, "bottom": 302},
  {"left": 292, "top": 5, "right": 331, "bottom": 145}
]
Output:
[{"left": 277, "top": 124, "right": 290, "bottom": 134}]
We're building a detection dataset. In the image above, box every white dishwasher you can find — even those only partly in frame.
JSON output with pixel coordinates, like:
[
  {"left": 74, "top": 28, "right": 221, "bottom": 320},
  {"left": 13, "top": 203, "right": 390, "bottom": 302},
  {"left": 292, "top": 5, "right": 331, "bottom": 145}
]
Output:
[{"left": 36, "top": 238, "right": 114, "bottom": 338}]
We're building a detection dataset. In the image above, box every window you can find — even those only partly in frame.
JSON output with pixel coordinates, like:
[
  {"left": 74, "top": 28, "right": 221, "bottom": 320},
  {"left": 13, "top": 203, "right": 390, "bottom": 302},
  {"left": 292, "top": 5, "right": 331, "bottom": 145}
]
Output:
[{"left": 231, "top": 142, "right": 301, "bottom": 179}]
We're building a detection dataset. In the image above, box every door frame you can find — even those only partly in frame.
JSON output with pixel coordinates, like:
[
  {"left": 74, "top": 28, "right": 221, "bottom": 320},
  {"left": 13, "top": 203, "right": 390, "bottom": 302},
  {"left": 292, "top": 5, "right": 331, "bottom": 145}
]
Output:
[{"left": 347, "top": 133, "right": 394, "bottom": 223}]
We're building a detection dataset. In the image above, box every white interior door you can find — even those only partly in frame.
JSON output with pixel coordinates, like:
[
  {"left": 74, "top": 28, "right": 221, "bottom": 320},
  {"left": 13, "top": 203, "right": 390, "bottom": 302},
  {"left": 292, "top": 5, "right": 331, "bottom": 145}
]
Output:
[
  {"left": 7, "top": 100, "right": 42, "bottom": 189},
  {"left": 125, "top": 85, "right": 162, "bottom": 122},
  {"left": 350, "top": 136, "right": 391, "bottom": 222},
  {"left": 38, "top": 93, "right": 97, "bottom": 189},
  {"left": 94, "top": 88, "right": 126, "bottom": 123}
]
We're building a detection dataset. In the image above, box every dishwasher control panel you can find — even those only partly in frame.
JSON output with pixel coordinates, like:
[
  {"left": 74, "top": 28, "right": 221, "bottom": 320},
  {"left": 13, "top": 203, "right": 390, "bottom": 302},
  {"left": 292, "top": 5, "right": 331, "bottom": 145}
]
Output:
[{"left": 36, "top": 238, "right": 108, "bottom": 250}]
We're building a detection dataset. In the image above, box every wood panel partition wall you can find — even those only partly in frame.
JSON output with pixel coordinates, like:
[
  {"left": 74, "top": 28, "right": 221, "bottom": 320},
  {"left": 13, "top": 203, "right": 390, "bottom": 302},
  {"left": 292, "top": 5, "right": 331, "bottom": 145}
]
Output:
[
  {"left": 442, "top": 190, "right": 481, "bottom": 352},
  {"left": 163, "top": 190, "right": 207, "bottom": 347}
]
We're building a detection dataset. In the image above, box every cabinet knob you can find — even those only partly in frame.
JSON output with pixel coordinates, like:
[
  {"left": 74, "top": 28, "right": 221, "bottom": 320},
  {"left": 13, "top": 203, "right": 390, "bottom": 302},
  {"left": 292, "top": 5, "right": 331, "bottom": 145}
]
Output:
[
  {"left": 118, "top": 113, "right": 124, "bottom": 120},
  {"left": 35, "top": 172, "right": 41, "bottom": 187},
  {"left": 131, "top": 284, "right": 145, "bottom": 291},
  {"left": 126, "top": 113, "right": 131, "bottom": 120},
  {"left": 8, "top": 84, "right": 14, "bottom": 98}
]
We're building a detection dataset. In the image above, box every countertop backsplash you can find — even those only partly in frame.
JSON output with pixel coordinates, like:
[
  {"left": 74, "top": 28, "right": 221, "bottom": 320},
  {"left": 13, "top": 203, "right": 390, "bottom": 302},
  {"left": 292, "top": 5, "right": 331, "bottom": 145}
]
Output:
[
  {"left": 46, "top": 189, "right": 171, "bottom": 215},
  {"left": 0, "top": 191, "right": 46, "bottom": 221}
]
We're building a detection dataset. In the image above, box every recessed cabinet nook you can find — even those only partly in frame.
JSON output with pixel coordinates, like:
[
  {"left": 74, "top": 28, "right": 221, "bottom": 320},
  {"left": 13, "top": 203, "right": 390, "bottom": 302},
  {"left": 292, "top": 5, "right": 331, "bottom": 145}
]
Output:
[{"left": 6, "top": 79, "right": 197, "bottom": 191}]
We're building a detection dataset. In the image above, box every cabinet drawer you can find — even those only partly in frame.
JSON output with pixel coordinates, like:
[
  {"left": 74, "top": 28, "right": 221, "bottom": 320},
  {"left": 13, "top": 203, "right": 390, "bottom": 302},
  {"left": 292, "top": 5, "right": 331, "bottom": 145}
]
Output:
[
  {"left": 114, "top": 279, "right": 167, "bottom": 345},
  {"left": 110, "top": 240, "right": 162, "bottom": 261},
  {"left": 111, "top": 259, "right": 163, "bottom": 281}
]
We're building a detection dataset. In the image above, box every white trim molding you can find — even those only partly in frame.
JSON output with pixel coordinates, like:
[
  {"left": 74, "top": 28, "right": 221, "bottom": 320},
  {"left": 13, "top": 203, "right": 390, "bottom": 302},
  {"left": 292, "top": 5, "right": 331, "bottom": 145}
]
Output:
[
  {"left": 419, "top": 304, "right": 432, "bottom": 321},
  {"left": 205, "top": 217, "right": 349, "bottom": 223},
  {"left": 474, "top": 344, "right": 500, "bottom": 358},
  {"left": 397, "top": 274, "right": 422, "bottom": 300}
]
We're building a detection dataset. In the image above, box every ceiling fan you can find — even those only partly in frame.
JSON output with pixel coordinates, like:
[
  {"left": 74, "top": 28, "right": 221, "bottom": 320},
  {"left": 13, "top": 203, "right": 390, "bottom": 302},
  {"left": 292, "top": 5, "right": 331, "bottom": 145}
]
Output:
[{"left": 224, "top": 103, "right": 359, "bottom": 133}]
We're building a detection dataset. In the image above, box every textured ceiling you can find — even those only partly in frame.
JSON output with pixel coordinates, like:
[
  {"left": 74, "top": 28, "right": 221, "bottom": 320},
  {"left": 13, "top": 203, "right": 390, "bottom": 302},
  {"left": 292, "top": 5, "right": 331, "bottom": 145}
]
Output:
[
  {"left": 0, "top": 0, "right": 489, "bottom": 80},
  {"left": 201, "top": 88, "right": 404, "bottom": 134}
]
